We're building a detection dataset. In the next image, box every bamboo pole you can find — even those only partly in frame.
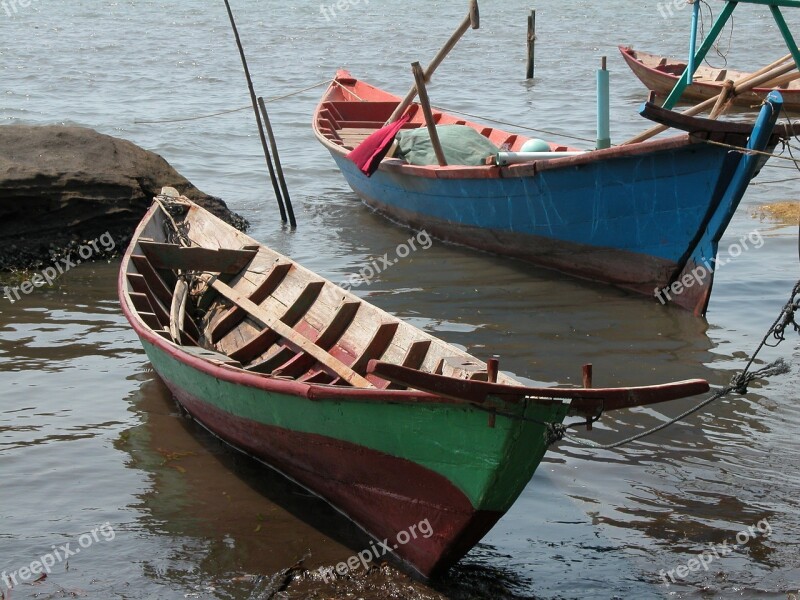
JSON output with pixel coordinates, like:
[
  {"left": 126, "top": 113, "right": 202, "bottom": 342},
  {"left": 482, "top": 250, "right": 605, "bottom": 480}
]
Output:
[
  {"left": 709, "top": 80, "right": 735, "bottom": 119},
  {"left": 411, "top": 62, "right": 448, "bottom": 166},
  {"left": 624, "top": 56, "right": 798, "bottom": 145},
  {"left": 222, "top": 0, "right": 288, "bottom": 224},
  {"left": 258, "top": 97, "right": 296, "bottom": 228},
  {"left": 385, "top": 0, "right": 480, "bottom": 125}
]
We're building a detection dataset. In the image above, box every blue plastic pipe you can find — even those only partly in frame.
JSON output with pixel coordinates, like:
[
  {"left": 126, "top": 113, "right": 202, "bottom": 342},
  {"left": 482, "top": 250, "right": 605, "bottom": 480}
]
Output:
[
  {"left": 688, "top": 0, "right": 700, "bottom": 78},
  {"left": 597, "top": 57, "right": 610, "bottom": 149}
]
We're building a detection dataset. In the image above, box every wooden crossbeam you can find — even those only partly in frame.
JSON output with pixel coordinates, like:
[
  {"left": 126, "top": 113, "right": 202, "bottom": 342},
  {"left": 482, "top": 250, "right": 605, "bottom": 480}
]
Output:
[
  {"left": 139, "top": 241, "right": 257, "bottom": 274},
  {"left": 211, "top": 261, "right": 293, "bottom": 343},
  {"left": 210, "top": 279, "right": 373, "bottom": 388}
]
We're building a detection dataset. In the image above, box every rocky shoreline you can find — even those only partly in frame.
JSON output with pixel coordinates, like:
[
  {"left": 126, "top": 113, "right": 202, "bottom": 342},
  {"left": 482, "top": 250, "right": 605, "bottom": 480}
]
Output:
[{"left": 0, "top": 125, "right": 248, "bottom": 272}]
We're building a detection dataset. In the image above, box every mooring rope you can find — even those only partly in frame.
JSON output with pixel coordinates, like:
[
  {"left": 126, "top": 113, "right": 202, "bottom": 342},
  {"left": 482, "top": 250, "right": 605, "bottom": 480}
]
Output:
[
  {"left": 134, "top": 79, "right": 333, "bottom": 125},
  {"left": 563, "top": 280, "right": 800, "bottom": 450}
]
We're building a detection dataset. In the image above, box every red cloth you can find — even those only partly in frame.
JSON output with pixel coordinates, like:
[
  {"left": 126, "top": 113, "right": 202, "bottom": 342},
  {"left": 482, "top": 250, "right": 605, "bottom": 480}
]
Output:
[{"left": 346, "top": 113, "right": 411, "bottom": 177}]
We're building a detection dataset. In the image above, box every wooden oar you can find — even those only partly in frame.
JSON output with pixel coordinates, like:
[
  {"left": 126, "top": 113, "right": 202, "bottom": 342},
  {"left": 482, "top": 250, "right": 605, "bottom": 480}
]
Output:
[
  {"left": 385, "top": 0, "right": 479, "bottom": 125},
  {"left": 624, "top": 54, "right": 797, "bottom": 145},
  {"left": 367, "top": 360, "right": 709, "bottom": 419}
]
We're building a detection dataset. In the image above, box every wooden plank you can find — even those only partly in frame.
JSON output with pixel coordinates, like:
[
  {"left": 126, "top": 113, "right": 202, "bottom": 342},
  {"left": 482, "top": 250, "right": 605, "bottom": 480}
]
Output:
[
  {"left": 350, "top": 322, "right": 399, "bottom": 373},
  {"left": 229, "top": 280, "right": 325, "bottom": 364},
  {"left": 246, "top": 346, "right": 298, "bottom": 374},
  {"left": 386, "top": 339, "right": 433, "bottom": 390},
  {"left": 272, "top": 301, "right": 361, "bottom": 378},
  {"left": 138, "top": 311, "right": 162, "bottom": 331},
  {"left": 130, "top": 269, "right": 201, "bottom": 341},
  {"left": 298, "top": 370, "right": 336, "bottom": 384},
  {"left": 211, "top": 261, "right": 293, "bottom": 343},
  {"left": 129, "top": 292, "right": 169, "bottom": 327},
  {"left": 179, "top": 345, "right": 243, "bottom": 367},
  {"left": 131, "top": 255, "right": 172, "bottom": 307},
  {"left": 211, "top": 279, "right": 373, "bottom": 388},
  {"left": 140, "top": 241, "right": 257, "bottom": 274},
  {"left": 366, "top": 360, "right": 710, "bottom": 417}
]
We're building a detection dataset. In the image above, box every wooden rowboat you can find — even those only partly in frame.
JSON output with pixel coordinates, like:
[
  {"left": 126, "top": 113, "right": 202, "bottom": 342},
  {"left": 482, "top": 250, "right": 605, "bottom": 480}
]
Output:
[
  {"left": 119, "top": 193, "right": 710, "bottom": 578},
  {"left": 314, "top": 71, "right": 789, "bottom": 316},
  {"left": 619, "top": 46, "right": 800, "bottom": 110}
]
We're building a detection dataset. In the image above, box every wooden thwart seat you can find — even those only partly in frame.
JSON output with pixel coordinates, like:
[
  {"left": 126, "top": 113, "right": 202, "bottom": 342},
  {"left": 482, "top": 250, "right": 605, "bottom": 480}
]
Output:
[
  {"left": 338, "top": 127, "right": 379, "bottom": 148},
  {"left": 139, "top": 241, "right": 257, "bottom": 274}
]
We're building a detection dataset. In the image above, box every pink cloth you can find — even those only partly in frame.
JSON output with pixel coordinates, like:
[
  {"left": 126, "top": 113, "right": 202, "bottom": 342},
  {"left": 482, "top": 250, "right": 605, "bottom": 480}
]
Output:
[{"left": 346, "top": 113, "right": 411, "bottom": 177}]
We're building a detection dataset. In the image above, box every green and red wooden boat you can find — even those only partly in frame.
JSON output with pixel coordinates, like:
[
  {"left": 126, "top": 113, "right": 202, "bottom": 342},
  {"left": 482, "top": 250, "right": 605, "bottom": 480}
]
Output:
[{"left": 119, "top": 193, "right": 710, "bottom": 578}]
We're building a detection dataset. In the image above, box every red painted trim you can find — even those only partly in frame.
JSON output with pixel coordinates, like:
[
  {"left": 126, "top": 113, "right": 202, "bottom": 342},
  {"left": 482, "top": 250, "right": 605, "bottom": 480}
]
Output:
[{"left": 313, "top": 72, "right": 711, "bottom": 181}]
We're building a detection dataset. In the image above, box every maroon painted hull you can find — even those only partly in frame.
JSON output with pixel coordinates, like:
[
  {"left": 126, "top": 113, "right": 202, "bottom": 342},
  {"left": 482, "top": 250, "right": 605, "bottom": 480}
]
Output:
[{"left": 166, "top": 382, "right": 502, "bottom": 577}]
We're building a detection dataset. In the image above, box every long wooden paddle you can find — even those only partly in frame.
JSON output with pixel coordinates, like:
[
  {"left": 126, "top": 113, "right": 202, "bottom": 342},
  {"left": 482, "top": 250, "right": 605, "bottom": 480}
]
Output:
[
  {"left": 367, "top": 360, "right": 709, "bottom": 419},
  {"left": 384, "top": 0, "right": 480, "bottom": 125}
]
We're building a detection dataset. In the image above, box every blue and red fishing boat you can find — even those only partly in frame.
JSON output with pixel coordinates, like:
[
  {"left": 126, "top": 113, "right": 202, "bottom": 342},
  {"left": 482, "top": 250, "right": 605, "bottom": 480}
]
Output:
[{"left": 314, "top": 72, "right": 788, "bottom": 315}]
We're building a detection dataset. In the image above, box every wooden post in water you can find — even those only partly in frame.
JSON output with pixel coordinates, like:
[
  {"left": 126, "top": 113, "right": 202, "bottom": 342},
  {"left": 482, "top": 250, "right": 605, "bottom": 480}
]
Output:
[
  {"left": 582, "top": 363, "right": 593, "bottom": 430},
  {"left": 222, "top": 0, "right": 288, "bottom": 225},
  {"left": 526, "top": 9, "right": 536, "bottom": 79},
  {"left": 582, "top": 364, "right": 593, "bottom": 389},
  {"left": 412, "top": 62, "right": 448, "bottom": 167},
  {"left": 487, "top": 358, "right": 499, "bottom": 384},
  {"left": 258, "top": 97, "right": 296, "bottom": 228}
]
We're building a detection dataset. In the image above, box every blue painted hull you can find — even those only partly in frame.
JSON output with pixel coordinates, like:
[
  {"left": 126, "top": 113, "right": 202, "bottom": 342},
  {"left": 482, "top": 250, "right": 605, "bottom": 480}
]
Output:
[
  {"left": 327, "top": 140, "right": 742, "bottom": 313},
  {"left": 315, "top": 72, "right": 782, "bottom": 315}
]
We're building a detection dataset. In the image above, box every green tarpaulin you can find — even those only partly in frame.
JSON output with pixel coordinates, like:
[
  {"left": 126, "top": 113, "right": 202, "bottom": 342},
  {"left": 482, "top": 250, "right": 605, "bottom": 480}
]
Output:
[{"left": 395, "top": 125, "right": 498, "bottom": 166}]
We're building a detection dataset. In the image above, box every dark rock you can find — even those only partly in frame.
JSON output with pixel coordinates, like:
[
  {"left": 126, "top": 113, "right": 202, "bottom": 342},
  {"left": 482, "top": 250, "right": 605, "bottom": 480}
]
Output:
[{"left": 0, "top": 125, "right": 248, "bottom": 271}]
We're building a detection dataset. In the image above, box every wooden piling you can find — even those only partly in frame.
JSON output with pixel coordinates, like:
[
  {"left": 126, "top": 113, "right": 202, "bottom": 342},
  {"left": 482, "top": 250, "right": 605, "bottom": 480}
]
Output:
[
  {"left": 258, "top": 97, "right": 296, "bottom": 228},
  {"left": 411, "top": 62, "right": 448, "bottom": 167},
  {"left": 222, "top": 0, "right": 288, "bottom": 225},
  {"left": 526, "top": 9, "right": 536, "bottom": 79},
  {"left": 487, "top": 358, "right": 499, "bottom": 384}
]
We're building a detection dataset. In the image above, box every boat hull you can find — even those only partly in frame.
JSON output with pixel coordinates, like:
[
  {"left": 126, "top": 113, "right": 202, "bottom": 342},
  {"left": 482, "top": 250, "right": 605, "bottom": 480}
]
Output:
[
  {"left": 314, "top": 71, "right": 783, "bottom": 316},
  {"left": 619, "top": 46, "right": 800, "bottom": 110},
  {"left": 325, "top": 140, "right": 741, "bottom": 314},
  {"left": 131, "top": 333, "right": 569, "bottom": 578}
]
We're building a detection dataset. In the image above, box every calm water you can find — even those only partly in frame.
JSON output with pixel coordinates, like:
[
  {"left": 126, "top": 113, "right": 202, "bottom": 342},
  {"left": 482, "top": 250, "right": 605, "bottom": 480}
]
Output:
[{"left": 1, "top": 1, "right": 799, "bottom": 598}]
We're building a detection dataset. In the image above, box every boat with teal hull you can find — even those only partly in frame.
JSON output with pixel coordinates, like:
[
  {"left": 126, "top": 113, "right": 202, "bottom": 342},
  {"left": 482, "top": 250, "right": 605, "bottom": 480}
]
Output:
[{"left": 314, "top": 72, "right": 787, "bottom": 315}]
